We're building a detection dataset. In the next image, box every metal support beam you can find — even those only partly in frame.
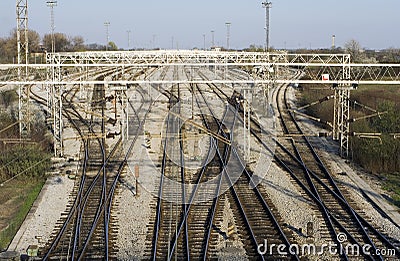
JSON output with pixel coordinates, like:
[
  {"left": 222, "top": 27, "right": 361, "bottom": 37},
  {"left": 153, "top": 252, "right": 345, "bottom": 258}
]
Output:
[
  {"left": 333, "top": 87, "right": 351, "bottom": 158},
  {"left": 3, "top": 50, "right": 400, "bottom": 160},
  {"left": 16, "top": 0, "right": 30, "bottom": 137},
  {"left": 332, "top": 55, "right": 352, "bottom": 158},
  {"left": 47, "top": 53, "right": 63, "bottom": 157}
]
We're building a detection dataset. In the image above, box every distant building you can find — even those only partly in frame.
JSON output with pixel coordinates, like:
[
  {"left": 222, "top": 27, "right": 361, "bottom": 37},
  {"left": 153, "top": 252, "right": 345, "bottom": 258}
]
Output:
[{"left": 211, "top": 47, "right": 222, "bottom": 52}]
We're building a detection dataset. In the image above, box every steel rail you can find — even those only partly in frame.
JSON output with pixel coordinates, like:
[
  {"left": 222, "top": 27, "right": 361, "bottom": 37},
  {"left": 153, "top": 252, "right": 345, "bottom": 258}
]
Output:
[
  {"left": 151, "top": 66, "right": 176, "bottom": 260},
  {"left": 42, "top": 82, "right": 98, "bottom": 260},
  {"left": 43, "top": 74, "right": 111, "bottom": 258},
  {"left": 104, "top": 94, "right": 153, "bottom": 257},
  {"left": 275, "top": 76, "right": 351, "bottom": 260},
  {"left": 195, "top": 73, "right": 299, "bottom": 260},
  {"left": 235, "top": 79, "right": 400, "bottom": 259},
  {"left": 150, "top": 118, "right": 168, "bottom": 261},
  {"left": 40, "top": 67, "right": 135, "bottom": 259},
  {"left": 279, "top": 79, "right": 386, "bottom": 260},
  {"left": 74, "top": 68, "right": 144, "bottom": 260},
  {"left": 199, "top": 66, "right": 396, "bottom": 259},
  {"left": 70, "top": 81, "right": 107, "bottom": 260},
  {"left": 194, "top": 70, "right": 262, "bottom": 259},
  {"left": 76, "top": 73, "right": 154, "bottom": 260},
  {"left": 260, "top": 117, "right": 400, "bottom": 257},
  {"left": 78, "top": 89, "right": 154, "bottom": 261},
  {"left": 192, "top": 82, "right": 231, "bottom": 261},
  {"left": 167, "top": 69, "right": 230, "bottom": 260},
  {"left": 42, "top": 109, "right": 89, "bottom": 260},
  {"left": 46, "top": 69, "right": 118, "bottom": 259}
]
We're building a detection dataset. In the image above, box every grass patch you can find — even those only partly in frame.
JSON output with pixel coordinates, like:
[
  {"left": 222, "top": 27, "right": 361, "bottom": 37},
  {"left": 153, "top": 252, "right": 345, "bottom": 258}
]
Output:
[
  {"left": 0, "top": 179, "right": 45, "bottom": 250},
  {"left": 299, "top": 84, "right": 400, "bottom": 207},
  {"left": 382, "top": 172, "right": 400, "bottom": 208}
]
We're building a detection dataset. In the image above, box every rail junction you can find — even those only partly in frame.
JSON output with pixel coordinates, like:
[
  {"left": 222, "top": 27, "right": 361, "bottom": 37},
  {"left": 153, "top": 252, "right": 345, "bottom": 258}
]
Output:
[
  {"left": 1, "top": 50, "right": 400, "bottom": 158},
  {"left": 2, "top": 50, "right": 400, "bottom": 260}
]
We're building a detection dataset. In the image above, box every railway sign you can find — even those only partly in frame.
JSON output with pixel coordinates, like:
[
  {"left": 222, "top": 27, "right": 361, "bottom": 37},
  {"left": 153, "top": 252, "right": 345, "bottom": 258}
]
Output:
[{"left": 322, "top": 74, "right": 330, "bottom": 81}]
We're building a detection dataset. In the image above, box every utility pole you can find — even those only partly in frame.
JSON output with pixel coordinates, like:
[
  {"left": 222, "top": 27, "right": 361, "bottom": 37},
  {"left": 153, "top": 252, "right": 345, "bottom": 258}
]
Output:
[
  {"left": 225, "top": 22, "right": 231, "bottom": 50},
  {"left": 203, "top": 34, "right": 206, "bottom": 50},
  {"left": 46, "top": 0, "right": 57, "bottom": 53},
  {"left": 262, "top": 1, "right": 272, "bottom": 52},
  {"left": 211, "top": 30, "right": 215, "bottom": 48},
  {"left": 104, "top": 21, "right": 110, "bottom": 51},
  {"left": 152, "top": 34, "right": 156, "bottom": 49},
  {"left": 127, "top": 30, "right": 131, "bottom": 49}
]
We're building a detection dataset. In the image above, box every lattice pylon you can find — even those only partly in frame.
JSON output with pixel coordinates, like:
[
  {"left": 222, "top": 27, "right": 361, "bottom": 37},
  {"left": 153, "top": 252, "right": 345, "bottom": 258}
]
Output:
[
  {"left": 47, "top": 53, "right": 63, "bottom": 157},
  {"left": 333, "top": 87, "right": 351, "bottom": 158},
  {"left": 16, "top": 0, "right": 30, "bottom": 137},
  {"left": 333, "top": 55, "right": 352, "bottom": 158}
]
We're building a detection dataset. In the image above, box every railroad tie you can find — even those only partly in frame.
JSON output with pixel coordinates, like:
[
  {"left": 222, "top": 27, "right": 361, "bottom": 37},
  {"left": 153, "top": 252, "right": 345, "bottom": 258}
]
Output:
[{"left": 227, "top": 221, "right": 236, "bottom": 239}]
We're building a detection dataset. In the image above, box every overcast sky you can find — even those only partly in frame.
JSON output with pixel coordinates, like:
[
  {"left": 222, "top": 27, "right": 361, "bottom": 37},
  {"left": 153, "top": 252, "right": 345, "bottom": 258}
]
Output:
[{"left": 1, "top": 0, "right": 399, "bottom": 50}]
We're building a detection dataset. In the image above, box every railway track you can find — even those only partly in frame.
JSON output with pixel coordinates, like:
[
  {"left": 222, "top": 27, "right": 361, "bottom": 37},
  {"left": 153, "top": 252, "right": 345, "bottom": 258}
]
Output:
[
  {"left": 272, "top": 78, "right": 400, "bottom": 260},
  {"left": 40, "top": 75, "right": 121, "bottom": 260},
  {"left": 28, "top": 63, "right": 399, "bottom": 260},
  {"left": 194, "top": 73, "right": 299, "bottom": 260},
  {"left": 29, "top": 68, "right": 150, "bottom": 260},
  {"left": 145, "top": 65, "right": 300, "bottom": 260},
  {"left": 186, "top": 66, "right": 399, "bottom": 259},
  {"left": 147, "top": 66, "right": 229, "bottom": 260}
]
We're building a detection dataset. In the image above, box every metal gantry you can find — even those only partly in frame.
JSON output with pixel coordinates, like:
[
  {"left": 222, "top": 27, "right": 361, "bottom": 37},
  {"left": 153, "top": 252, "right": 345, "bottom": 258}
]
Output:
[
  {"left": 16, "top": 0, "right": 30, "bottom": 137},
  {"left": 1, "top": 50, "right": 400, "bottom": 158}
]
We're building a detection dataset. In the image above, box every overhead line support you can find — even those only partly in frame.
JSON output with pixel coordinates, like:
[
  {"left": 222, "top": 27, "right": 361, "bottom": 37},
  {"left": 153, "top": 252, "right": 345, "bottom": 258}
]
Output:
[{"left": 16, "top": 0, "right": 30, "bottom": 137}]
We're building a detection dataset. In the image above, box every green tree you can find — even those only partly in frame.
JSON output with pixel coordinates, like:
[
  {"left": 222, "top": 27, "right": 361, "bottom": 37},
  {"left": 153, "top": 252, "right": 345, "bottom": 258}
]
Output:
[
  {"left": 107, "top": 41, "right": 118, "bottom": 51},
  {"left": 370, "top": 102, "right": 400, "bottom": 133}
]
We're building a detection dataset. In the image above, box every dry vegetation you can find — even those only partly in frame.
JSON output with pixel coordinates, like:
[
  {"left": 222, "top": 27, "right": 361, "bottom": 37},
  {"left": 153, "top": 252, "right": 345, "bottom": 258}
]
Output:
[
  {"left": 0, "top": 90, "right": 52, "bottom": 250},
  {"left": 298, "top": 83, "right": 400, "bottom": 207}
]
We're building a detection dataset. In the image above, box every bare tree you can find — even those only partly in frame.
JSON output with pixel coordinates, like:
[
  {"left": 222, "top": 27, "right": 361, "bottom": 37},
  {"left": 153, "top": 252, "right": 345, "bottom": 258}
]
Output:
[
  {"left": 43, "top": 33, "right": 70, "bottom": 52},
  {"left": 382, "top": 48, "right": 400, "bottom": 63},
  {"left": 70, "top": 36, "right": 85, "bottom": 51},
  {"left": 344, "top": 39, "right": 365, "bottom": 62},
  {"left": 0, "top": 29, "right": 41, "bottom": 62}
]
